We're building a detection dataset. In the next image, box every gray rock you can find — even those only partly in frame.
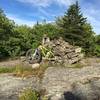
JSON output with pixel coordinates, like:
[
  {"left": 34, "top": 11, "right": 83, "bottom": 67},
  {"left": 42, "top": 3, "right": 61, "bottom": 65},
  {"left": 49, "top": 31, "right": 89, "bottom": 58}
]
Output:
[
  {"left": 32, "top": 63, "right": 40, "bottom": 69},
  {"left": 0, "top": 74, "right": 40, "bottom": 100},
  {"left": 42, "top": 65, "right": 100, "bottom": 100}
]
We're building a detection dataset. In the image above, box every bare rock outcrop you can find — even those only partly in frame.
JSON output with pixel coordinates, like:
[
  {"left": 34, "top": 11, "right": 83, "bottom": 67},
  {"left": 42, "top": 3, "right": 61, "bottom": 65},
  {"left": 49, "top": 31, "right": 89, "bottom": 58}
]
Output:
[
  {"left": 0, "top": 58, "right": 100, "bottom": 100},
  {"left": 42, "top": 65, "right": 100, "bottom": 100},
  {"left": 0, "top": 74, "right": 40, "bottom": 100},
  {"left": 0, "top": 64, "right": 100, "bottom": 100}
]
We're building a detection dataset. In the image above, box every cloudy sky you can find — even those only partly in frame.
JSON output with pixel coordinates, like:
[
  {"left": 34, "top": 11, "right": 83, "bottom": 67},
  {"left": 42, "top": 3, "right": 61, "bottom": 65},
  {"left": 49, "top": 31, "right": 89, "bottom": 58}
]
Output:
[{"left": 0, "top": 0, "right": 100, "bottom": 34}]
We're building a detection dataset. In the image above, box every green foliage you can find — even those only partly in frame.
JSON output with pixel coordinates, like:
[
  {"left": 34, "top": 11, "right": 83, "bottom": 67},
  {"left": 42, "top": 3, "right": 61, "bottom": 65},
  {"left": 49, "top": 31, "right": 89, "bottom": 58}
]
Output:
[
  {"left": 19, "top": 89, "right": 39, "bottom": 100},
  {"left": 0, "top": 63, "right": 47, "bottom": 78},
  {"left": 0, "top": 65, "right": 33, "bottom": 74},
  {"left": 19, "top": 88, "right": 48, "bottom": 100},
  {"left": 31, "top": 23, "right": 59, "bottom": 49},
  {"left": 95, "top": 35, "right": 100, "bottom": 45},
  {"left": 91, "top": 35, "right": 100, "bottom": 57},
  {"left": 0, "top": 9, "right": 15, "bottom": 57},
  {"left": 81, "top": 23, "right": 95, "bottom": 56},
  {"left": 12, "top": 25, "right": 33, "bottom": 56},
  {"left": 0, "top": 67, "right": 15, "bottom": 73},
  {"left": 0, "top": 4, "right": 99, "bottom": 58},
  {"left": 56, "top": 1, "right": 86, "bottom": 45},
  {"left": 56, "top": 1, "right": 96, "bottom": 56},
  {"left": 0, "top": 9, "right": 55, "bottom": 58},
  {"left": 94, "top": 44, "right": 100, "bottom": 57}
]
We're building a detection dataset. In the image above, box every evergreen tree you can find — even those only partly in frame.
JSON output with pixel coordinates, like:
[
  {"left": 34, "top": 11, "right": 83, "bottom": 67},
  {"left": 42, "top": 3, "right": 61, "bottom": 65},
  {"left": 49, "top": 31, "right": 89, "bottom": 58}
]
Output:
[
  {"left": 57, "top": 1, "right": 87, "bottom": 45},
  {"left": 94, "top": 35, "right": 100, "bottom": 57},
  {"left": 56, "top": 1, "right": 95, "bottom": 56}
]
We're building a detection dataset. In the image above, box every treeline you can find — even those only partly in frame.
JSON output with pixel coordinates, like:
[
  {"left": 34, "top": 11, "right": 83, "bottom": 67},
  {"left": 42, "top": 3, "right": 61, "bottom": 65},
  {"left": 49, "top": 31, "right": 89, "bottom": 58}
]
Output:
[{"left": 0, "top": 1, "right": 100, "bottom": 58}]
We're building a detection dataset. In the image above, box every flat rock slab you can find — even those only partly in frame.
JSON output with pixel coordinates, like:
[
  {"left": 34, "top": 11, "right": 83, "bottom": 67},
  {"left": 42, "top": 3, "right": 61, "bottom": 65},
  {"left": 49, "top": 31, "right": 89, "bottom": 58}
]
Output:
[
  {"left": 42, "top": 65, "right": 100, "bottom": 100},
  {"left": 0, "top": 58, "right": 100, "bottom": 100},
  {"left": 0, "top": 74, "right": 40, "bottom": 100}
]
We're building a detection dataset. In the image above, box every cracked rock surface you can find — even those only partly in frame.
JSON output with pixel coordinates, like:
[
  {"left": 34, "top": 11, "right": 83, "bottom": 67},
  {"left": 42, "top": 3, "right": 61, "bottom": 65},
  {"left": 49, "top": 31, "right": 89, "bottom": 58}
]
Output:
[
  {"left": 0, "top": 58, "right": 100, "bottom": 100},
  {"left": 0, "top": 74, "right": 40, "bottom": 100},
  {"left": 42, "top": 63, "right": 100, "bottom": 100}
]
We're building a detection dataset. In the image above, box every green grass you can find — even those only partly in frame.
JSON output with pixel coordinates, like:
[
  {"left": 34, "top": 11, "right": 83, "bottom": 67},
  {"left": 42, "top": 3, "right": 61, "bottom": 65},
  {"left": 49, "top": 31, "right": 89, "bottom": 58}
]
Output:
[
  {"left": 0, "top": 67, "right": 16, "bottom": 73},
  {"left": 0, "top": 65, "right": 33, "bottom": 74},
  {"left": 0, "top": 62, "right": 49, "bottom": 78},
  {"left": 19, "top": 88, "right": 39, "bottom": 100},
  {"left": 19, "top": 88, "right": 48, "bottom": 100}
]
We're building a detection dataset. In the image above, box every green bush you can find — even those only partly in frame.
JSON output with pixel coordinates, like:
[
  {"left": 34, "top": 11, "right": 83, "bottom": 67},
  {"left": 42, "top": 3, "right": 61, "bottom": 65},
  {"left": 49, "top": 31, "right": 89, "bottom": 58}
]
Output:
[
  {"left": 19, "top": 89, "right": 39, "bottom": 100},
  {"left": 94, "top": 45, "right": 100, "bottom": 57},
  {"left": 0, "top": 67, "right": 15, "bottom": 73}
]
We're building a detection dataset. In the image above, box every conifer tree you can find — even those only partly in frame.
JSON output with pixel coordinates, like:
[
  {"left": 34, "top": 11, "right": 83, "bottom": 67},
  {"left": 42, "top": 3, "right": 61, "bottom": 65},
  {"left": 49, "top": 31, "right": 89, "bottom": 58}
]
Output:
[
  {"left": 57, "top": 1, "right": 87, "bottom": 45},
  {"left": 56, "top": 1, "right": 95, "bottom": 55}
]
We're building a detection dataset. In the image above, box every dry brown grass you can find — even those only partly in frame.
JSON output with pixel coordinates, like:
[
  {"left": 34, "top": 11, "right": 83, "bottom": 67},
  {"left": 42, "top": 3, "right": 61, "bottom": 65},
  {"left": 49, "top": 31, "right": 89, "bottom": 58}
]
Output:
[{"left": 0, "top": 61, "right": 49, "bottom": 79}]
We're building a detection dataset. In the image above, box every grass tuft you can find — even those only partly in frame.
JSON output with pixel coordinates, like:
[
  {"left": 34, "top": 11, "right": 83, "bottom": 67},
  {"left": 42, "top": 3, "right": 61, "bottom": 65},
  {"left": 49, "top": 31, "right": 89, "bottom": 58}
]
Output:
[
  {"left": 0, "top": 67, "right": 15, "bottom": 73},
  {"left": 0, "top": 62, "right": 49, "bottom": 78},
  {"left": 19, "top": 88, "right": 48, "bottom": 100},
  {"left": 19, "top": 88, "right": 39, "bottom": 100}
]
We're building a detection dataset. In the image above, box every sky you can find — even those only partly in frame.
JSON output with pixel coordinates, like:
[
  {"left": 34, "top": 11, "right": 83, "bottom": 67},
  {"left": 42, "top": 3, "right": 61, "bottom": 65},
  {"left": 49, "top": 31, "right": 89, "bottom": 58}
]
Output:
[{"left": 0, "top": 0, "right": 100, "bottom": 34}]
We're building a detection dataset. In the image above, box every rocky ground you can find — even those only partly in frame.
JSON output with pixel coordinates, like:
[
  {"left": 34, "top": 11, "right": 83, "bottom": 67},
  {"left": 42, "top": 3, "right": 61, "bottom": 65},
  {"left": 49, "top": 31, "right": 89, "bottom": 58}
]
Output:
[
  {"left": 0, "top": 74, "right": 40, "bottom": 100},
  {"left": 42, "top": 64, "right": 100, "bottom": 100},
  {"left": 0, "top": 58, "right": 100, "bottom": 100},
  {"left": 0, "top": 59, "right": 21, "bottom": 67}
]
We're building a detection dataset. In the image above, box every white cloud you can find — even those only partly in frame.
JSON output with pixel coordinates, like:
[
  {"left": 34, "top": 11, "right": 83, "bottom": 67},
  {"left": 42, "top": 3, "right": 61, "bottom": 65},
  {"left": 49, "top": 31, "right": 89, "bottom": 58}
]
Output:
[
  {"left": 16, "top": 0, "right": 76, "bottom": 7},
  {"left": 16, "top": 0, "right": 51, "bottom": 7},
  {"left": 56, "top": 0, "right": 75, "bottom": 6},
  {"left": 6, "top": 13, "right": 35, "bottom": 26}
]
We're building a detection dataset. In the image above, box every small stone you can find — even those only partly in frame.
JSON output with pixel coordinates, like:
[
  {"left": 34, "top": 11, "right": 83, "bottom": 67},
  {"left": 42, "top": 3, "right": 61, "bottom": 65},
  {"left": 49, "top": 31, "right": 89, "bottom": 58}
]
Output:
[
  {"left": 32, "top": 63, "right": 40, "bottom": 69},
  {"left": 20, "top": 56, "right": 26, "bottom": 62}
]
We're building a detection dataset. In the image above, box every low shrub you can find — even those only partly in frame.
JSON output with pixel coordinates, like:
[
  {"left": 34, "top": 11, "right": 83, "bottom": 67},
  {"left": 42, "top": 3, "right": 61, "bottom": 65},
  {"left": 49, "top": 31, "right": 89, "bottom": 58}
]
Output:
[
  {"left": 0, "top": 67, "right": 15, "bottom": 73},
  {"left": 19, "top": 88, "right": 48, "bottom": 100},
  {"left": 19, "top": 88, "right": 40, "bottom": 100}
]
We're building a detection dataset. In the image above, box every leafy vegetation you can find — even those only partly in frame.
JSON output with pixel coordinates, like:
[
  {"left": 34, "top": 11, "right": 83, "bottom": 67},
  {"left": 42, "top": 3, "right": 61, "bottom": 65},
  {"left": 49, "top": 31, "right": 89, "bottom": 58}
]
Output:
[
  {"left": 56, "top": 1, "right": 95, "bottom": 56},
  {"left": 0, "top": 1, "right": 100, "bottom": 58},
  {"left": 19, "top": 89, "right": 40, "bottom": 100},
  {"left": 0, "top": 67, "right": 15, "bottom": 73},
  {"left": 94, "top": 35, "right": 100, "bottom": 57},
  {"left": 0, "top": 65, "right": 33, "bottom": 76},
  {"left": 19, "top": 88, "right": 48, "bottom": 100}
]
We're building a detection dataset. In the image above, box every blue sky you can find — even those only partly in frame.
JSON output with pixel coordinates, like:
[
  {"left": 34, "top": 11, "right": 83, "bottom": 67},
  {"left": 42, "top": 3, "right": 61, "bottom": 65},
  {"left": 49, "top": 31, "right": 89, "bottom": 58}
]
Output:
[{"left": 0, "top": 0, "right": 100, "bottom": 34}]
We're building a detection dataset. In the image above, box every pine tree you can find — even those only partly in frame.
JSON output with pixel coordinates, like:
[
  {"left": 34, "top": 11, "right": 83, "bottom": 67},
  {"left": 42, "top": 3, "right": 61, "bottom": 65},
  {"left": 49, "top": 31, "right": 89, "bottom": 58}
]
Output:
[
  {"left": 57, "top": 1, "right": 87, "bottom": 45},
  {"left": 56, "top": 1, "right": 96, "bottom": 56}
]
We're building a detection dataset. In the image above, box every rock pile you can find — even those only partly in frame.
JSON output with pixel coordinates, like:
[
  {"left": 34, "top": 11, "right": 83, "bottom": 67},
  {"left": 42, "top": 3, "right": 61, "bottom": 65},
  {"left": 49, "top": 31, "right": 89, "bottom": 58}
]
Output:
[{"left": 48, "top": 37, "right": 84, "bottom": 64}]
